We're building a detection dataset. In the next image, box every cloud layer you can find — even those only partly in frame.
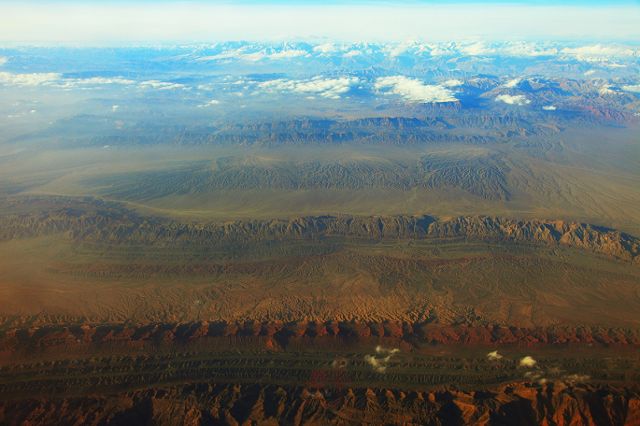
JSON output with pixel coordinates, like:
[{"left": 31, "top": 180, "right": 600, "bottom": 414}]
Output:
[
  {"left": 0, "top": 72, "right": 183, "bottom": 91},
  {"left": 0, "top": 71, "right": 61, "bottom": 86},
  {"left": 495, "top": 94, "right": 531, "bottom": 106},
  {"left": 622, "top": 84, "right": 640, "bottom": 93},
  {"left": 258, "top": 76, "right": 359, "bottom": 99},
  {"left": 375, "top": 76, "right": 457, "bottom": 103},
  {"left": 198, "top": 48, "right": 308, "bottom": 62}
]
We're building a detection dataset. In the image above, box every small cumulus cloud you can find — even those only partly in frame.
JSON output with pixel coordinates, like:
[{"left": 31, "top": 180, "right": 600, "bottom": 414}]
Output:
[
  {"left": 543, "top": 105, "right": 557, "bottom": 111},
  {"left": 331, "top": 357, "right": 348, "bottom": 370},
  {"left": 267, "top": 49, "right": 309, "bottom": 60},
  {"left": 111, "top": 105, "right": 119, "bottom": 112},
  {"left": 599, "top": 85, "right": 621, "bottom": 96},
  {"left": 313, "top": 43, "right": 337, "bottom": 55},
  {"left": 258, "top": 76, "right": 359, "bottom": 99},
  {"left": 197, "top": 99, "right": 221, "bottom": 107},
  {"left": 524, "top": 370, "right": 547, "bottom": 385},
  {"left": 495, "top": 94, "right": 531, "bottom": 106},
  {"left": 343, "top": 50, "right": 362, "bottom": 58},
  {"left": 0, "top": 71, "right": 61, "bottom": 86},
  {"left": 603, "top": 63, "right": 627, "bottom": 69},
  {"left": 459, "top": 42, "right": 496, "bottom": 56},
  {"left": 385, "top": 40, "right": 417, "bottom": 58},
  {"left": 502, "top": 78, "right": 521, "bottom": 88},
  {"left": 500, "top": 42, "right": 558, "bottom": 57},
  {"left": 138, "top": 80, "right": 185, "bottom": 90},
  {"left": 375, "top": 75, "right": 458, "bottom": 103},
  {"left": 519, "top": 356, "right": 537, "bottom": 368},
  {"left": 622, "top": 84, "right": 640, "bottom": 93},
  {"left": 486, "top": 350, "right": 503, "bottom": 361},
  {"left": 63, "top": 77, "right": 134, "bottom": 87},
  {"left": 442, "top": 79, "right": 463, "bottom": 87},
  {"left": 0, "top": 56, "right": 7, "bottom": 66},
  {"left": 563, "top": 374, "right": 590, "bottom": 384},
  {"left": 364, "top": 346, "right": 400, "bottom": 373},
  {"left": 364, "top": 354, "right": 387, "bottom": 373}
]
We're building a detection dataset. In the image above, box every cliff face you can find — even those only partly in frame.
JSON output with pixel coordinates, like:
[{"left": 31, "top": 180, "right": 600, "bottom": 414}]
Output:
[
  {"left": 1, "top": 197, "right": 638, "bottom": 262},
  {"left": 1, "top": 382, "right": 638, "bottom": 426}
]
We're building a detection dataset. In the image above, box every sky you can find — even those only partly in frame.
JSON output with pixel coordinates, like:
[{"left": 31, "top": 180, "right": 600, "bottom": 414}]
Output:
[{"left": 0, "top": 1, "right": 639, "bottom": 44}]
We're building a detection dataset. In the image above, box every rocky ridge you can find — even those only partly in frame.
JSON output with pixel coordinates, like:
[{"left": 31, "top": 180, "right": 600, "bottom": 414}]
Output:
[
  {"left": 1, "top": 382, "right": 638, "bottom": 425},
  {"left": 1, "top": 197, "right": 638, "bottom": 262}
]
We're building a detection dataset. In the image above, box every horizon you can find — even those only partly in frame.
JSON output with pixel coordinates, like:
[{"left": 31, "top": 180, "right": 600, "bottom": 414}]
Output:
[{"left": 1, "top": 2, "right": 639, "bottom": 45}]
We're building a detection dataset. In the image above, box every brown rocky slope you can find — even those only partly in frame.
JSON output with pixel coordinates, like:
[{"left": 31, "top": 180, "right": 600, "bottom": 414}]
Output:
[{"left": 1, "top": 382, "right": 639, "bottom": 426}]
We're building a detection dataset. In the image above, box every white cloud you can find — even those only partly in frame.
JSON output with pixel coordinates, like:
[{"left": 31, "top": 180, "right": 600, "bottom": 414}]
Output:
[
  {"left": 486, "top": 350, "right": 503, "bottom": 361},
  {"left": 0, "top": 57, "right": 7, "bottom": 66},
  {"left": 364, "top": 354, "right": 386, "bottom": 372},
  {"left": 459, "top": 41, "right": 496, "bottom": 56},
  {"left": 385, "top": 40, "right": 418, "bottom": 57},
  {"left": 495, "top": 94, "right": 531, "bottom": 106},
  {"left": 0, "top": 72, "right": 139, "bottom": 89},
  {"left": 258, "top": 76, "right": 358, "bottom": 99},
  {"left": 599, "top": 85, "right": 621, "bottom": 96},
  {"left": 0, "top": 71, "right": 61, "bottom": 86},
  {"left": 71, "top": 77, "right": 134, "bottom": 86},
  {"left": 267, "top": 49, "right": 309, "bottom": 60},
  {"left": 427, "top": 43, "right": 455, "bottom": 57},
  {"left": 519, "top": 356, "right": 537, "bottom": 368},
  {"left": 562, "top": 44, "right": 638, "bottom": 62},
  {"left": 584, "top": 70, "right": 597, "bottom": 76},
  {"left": 364, "top": 346, "right": 399, "bottom": 373},
  {"left": 622, "top": 85, "right": 640, "bottom": 94},
  {"left": 198, "top": 99, "right": 221, "bottom": 107},
  {"left": 500, "top": 42, "right": 558, "bottom": 57},
  {"left": 375, "top": 75, "right": 457, "bottom": 103},
  {"left": 56, "top": 76, "right": 135, "bottom": 89},
  {"left": 199, "top": 48, "right": 308, "bottom": 62},
  {"left": 442, "top": 79, "right": 463, "bottom": 87},
  {"left": 138, "top": 80, "right": 185, "bottom": 90},
  {"left": 343, "top": 50, "right": 362, "bottom": 58},
  {"left": 563, "top": 374, "right": 590, "bottom": 384},
  {"left": 502, "top": 78, "right": 521, "bottom": 88},
  {"left": 543, "top": 105, "right": 557, "bottom": 111},
  {"left": 111, "top": 105, "right": 119, "bottom": 112},
  {"left": 418, "top": 41, "right": 558, "bottom": 58},
  {"left": 313, "top": 43, "right": 337, "bottom": 54},
  {"left": 603, "top": 63, "right": 627, "bottom": 69},
  {"left": 197, "top": 49, "right": 250, "bottom": 61}
]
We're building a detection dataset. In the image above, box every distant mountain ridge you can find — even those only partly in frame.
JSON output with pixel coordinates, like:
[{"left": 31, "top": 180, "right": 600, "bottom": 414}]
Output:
[{"left": 1, "top": 197, "right": 638, "bottom": 262}]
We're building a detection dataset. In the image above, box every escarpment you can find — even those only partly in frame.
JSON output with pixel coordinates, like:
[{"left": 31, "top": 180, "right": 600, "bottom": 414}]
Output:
[
  {"left": 3, "top": 321, "right": 640, "bottom": 354},
  {"left": 1, "top": 197, "right": 638, "bottom": 262}
]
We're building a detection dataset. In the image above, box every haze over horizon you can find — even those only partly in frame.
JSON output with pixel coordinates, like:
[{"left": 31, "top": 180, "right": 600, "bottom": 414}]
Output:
[{"left": 1, "top": 1, "right": 640, "bottom": 44}]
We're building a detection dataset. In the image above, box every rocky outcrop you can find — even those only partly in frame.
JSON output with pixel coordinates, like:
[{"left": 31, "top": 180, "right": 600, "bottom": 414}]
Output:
[
  {"left": 1, "top": 382, "right": 638, "bottom": 425},
  {"left": 1, "top": 197, "right": 638, "bottom": 262}
]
